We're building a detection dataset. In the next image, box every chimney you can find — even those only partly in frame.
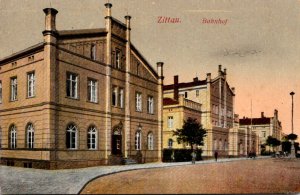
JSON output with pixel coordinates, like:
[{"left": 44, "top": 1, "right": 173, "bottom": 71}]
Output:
[
  {"left": 206, "top": 73, "right": 211, "bottom": 82},
  {"left": 193, "top": 77, "right": 198, "bottom": 82},
  {"left": 274, "top": 109, "right": 278, "bottom": 118},
  {"left": 261, "top": 112, "right": 264, "bottom": 118},
  {"left": 105, "top": 2, "right": 112, "bottom": 17},
  {"left": 157, "top": 62, "right": 164, "bottom": 80},
  {"left": 43, "top": 8, "right": 58, "bottom": 32},
  {"left": 218, "top": 65, "right": 222, "bottom": 76},
  {"left": 224, "top": 68, "right": 227, "bottom": 75},
  {"left": 174, "top": 75, "right": 179, "bottom": 101}
]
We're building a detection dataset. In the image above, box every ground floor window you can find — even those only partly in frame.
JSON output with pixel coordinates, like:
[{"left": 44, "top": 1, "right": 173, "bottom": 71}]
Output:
[
  {"left": 66, "top": 124, "right": 77, "bottom": 149},
  {"left": 135, "top": 131, "right": 142, "bottom": 150},
  {"left": 87, "top": 126, "right": 97, "bottom": 149}
]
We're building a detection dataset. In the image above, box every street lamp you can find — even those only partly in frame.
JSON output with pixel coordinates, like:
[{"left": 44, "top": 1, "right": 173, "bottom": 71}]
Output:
[{"left": 290, "top": 91, "right": 296, "bottom": 158}]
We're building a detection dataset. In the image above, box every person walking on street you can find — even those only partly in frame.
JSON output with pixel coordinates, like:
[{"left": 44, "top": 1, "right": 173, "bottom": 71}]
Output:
[{"left": 214, "top": 151, "right": 218, "bottom": 162}]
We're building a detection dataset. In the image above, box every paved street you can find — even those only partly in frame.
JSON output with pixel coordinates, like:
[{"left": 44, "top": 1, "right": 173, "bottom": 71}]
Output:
[
  {"left": 81, "top": 158, "right": 300, "bottom": 194},
  {"left": 0, "top": 157, "right": 268, "bottom": 194}
]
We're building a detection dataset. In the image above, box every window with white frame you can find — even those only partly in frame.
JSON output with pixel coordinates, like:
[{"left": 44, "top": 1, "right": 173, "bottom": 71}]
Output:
[
  {"left": 115, "top": 49, "right": 121, "bottom": 69},
  {"left": 136, "top": 92, "right": 142, "bottom": 112},
  {"left": 168, "top": 139, "right": 173, "bottom": 148},
  {"left": 66, "top": 124, "right": 77, "bottom": 149},
  {"left": 88, "top": 79, "right": 98, "bottom": 103},
  {"left": 112, "top": 86, "right": 118, "bottom": 106},
  {"left": 27, "top": 123, "right": 34, "bottom": 149},
  {"left": 168, "top": 116, "right": 174, "bottom": 128},
  {"left": 10, "top": 77, "right": 17, "bottom": 101},
  {"left": 0, "top": 81, "right": 2, "bottom": 103},
  {"left": 147, "top": 132, "right": 154, "bottom": 150},
  {"left": 66, "top": 72, "right": 78, "bottom": 99},
  {"left": 135, "top": 131, "right": 142, "bottom": 150},
  {"left": 87, "top": 126, "right": 97, "bottom": 150},
  {"left": 27, "top": 72, "right": 35, "bottom": 98},
  {"left": 91, "top": 44, "right": 96, "bottom": 60},
  {"left": 119, "top": 88, "right": 124, "bottom": 108},
  {"left": 10, "top": 125, "right": 17, "bottom": 149},
  {"left": 147, "top": 96, "right": 154, "bottom": 114}
]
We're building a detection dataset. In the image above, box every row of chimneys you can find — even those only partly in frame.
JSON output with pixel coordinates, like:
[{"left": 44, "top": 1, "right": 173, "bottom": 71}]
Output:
[{"left": 242, "top": 109, "right": 278, "bottom": 119}]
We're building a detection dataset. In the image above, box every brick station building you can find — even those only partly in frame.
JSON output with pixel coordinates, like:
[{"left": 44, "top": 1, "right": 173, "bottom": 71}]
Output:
[{"left": 0, "top": 3, "right": 164, "bottom": 169}]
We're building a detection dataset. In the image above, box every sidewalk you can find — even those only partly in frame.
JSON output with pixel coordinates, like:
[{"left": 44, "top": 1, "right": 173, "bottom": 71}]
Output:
[{"left": 0, "top": 156, "right": 268, "bottom": 194}]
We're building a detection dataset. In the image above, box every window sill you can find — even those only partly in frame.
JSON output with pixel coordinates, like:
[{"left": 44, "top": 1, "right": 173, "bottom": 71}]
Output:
[
  {"left": 26, "top": 96, "right": 36, "bottom": 99},
  {"left": 65, "top": 96, "right": 80, "bottom": 101},
  {"left": 9, "top": 99, "right": 18, "bottom": 102},
  {"left": 87, "top": 100, "right": 99, "bottom": 104}
]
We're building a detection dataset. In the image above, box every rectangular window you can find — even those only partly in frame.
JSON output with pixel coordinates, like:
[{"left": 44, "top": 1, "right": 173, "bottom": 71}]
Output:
[
  {"left": 136, "top": 92, "right": 142, "bottom": 112},
  {"left": 119, "top": 88, "right": 124, "bottom": 108},
  {"left": 112, "top": 86, "right": 118, "bottom": 106},
  {"left": 168, "top": 116, "right": 174, "bottom": 128},
  {"left": 116, "top": 50, "right": 121, "bottom": 69},
  {"left": 0, "top": 81, "right": 2, "bottom": 103},
  {"left": 90, "top": 44, "right": 96, "bottom": 60},
  {"left": 66, "top": 72, "right": 78, "bottom": 99},
  {"left": 10, "top": 77, "right": 17, "bottom": 101},
  {"left": 88, "top": 79, "right": 98, "bottom": 103},
  {"left": 27, "top": 72, "right": 35, "bottom": 98},
  {"left": 196, "top": 90, "right": 199, "bottom": 97},
  {"left": 147, "top": 96, "right": 154, "bottom": 114},
  {"left": 184, "top": 92, "right": 188, "bottom": 98}
]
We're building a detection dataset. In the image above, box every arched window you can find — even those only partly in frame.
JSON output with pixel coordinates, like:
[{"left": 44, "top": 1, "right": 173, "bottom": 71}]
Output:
[
  {"left": 135, "top": 131, "right": 142, "bottom": 150},
  {"left": 147, "top": 132, "right": 154, "bottom": 150},
  {"left": 26, "top": 123, "right": 34, "bottom": 149},
  {"left": 87, "top": 126, "right": 97, "bottom": 150},
  {"left": 66, "top": 124, "right": 77, "bottom": 149},
  {"left": 10, "top": 125, "right": 17, "bottom": 149},
  {"left": 168, "top": 139, "right": 173, "bottom": 149}
]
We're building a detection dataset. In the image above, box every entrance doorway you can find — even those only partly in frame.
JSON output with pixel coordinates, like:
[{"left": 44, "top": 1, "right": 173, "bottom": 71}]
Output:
[{"left": 112, "top": 129, "right": 122, "bottom": 155}]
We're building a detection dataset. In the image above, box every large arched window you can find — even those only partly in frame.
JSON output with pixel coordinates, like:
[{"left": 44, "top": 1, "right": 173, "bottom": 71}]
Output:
[
  {"left": 147, "top": 132, "right": 154, "bottom": 150},
  {"left": 66, "top": 124, "right": 77, "bottom": 149},
  {"left": 10, "top": 125, "right": 17, "bottom": 149},
  {"left": 26, "top": 123, "right": 34, "bottom": 149},
  {"left": 87, "top": 126, "right": 97, "bottom": 150},
  {"left": 135, "top": 131, "right": 142, "bottom": 150}
]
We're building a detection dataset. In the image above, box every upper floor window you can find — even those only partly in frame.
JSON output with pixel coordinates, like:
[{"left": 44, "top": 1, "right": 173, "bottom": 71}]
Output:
[
  {"left": 10, "top": 125, "right": 17, "bottom": 149},
  {"left": 135, "top": 131, "right": 142, "bottom": 150},
  {"left": 147, "top": 132, "right": 154, "bottom": 150},
  {"left": 88, "top": 79, "right": 98, "bottom": 103},
  {"left": 112, "top": 86, "right": 118, "bottom": 107},
  {"left": 66, "top": 124, "right": 77, "bottom": 149},
  {"left": 168, "top": 116, "right": 174, "bottom": 128},
  {"left": 66, "top": 72, "right": 78, "bottom": 99},
  {"left": 119, "top": 88, "right": 124, "bottom": 108},
  {"left": 136, "top": 92, "right": 142, "bottom": 112},
  {"left": 184, "top": 92, "right": 188, "bottom": 98},
  {"left": 10, "top": 77, "right": 17, "bottom": 101},
  {"left": 147, "top": 96, "right": 154, "bottom": 114},
  {"left": 87, "top": 126, "right": 97, "bottom": 150},
  {"left": 27, "top": 72, "right": 35, "bottom": 98},
  {"left": 196, "top": 90, "right": 199, "bottom": 97},
  {"left": 115, "top": 49, "right": 121, "bottom": 69},
  {"left": 137, "top": 63, "right": 140, "bottom": 76},
  {"left": 91, "top": 44, "right": 96, "bottom": 60},
  {"left": 26, "top": 123, "right": 34, "bottom": 149},
  {"left": 28, "top": 55, "right": 34, "bottom": 62},
  {"left": 0, "top": 81, "right": 2, "bottom": 103}
]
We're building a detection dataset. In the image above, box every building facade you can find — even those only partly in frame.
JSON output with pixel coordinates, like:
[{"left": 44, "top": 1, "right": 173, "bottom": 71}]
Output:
[
  {"left": 163, "top": 65, "right": 235, "bottom": 157},
  {"left": 163, "top": 94, "right": 202, "bottom": 149},
  {"left": 239, "top": 110, "right": 282, "bottom": 152},
  {"left": 0, "top": 4, "right": 164, "bottom": 169}
]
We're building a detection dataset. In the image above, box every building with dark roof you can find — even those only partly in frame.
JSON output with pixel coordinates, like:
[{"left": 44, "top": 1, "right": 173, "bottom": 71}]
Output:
[
  {"left": 163, "top": 65, "right": 235, "bottom": 157},
  {"left": 0, "top": 3, "right": 164, "bottom": 169}
]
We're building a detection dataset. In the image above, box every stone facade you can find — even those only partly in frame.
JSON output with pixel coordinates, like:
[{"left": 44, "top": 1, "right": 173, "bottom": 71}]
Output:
[
  {"left": 163, "top": 65, "right": 235, "bottom": 157},
  {"left": 163, "top": 94, "right": 202, "bottom": 149},
  {"left": 0, "top": 4, "right": 163, "bottom": 169}
]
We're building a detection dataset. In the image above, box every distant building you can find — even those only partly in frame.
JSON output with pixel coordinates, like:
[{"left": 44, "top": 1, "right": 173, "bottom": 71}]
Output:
[
  {"left": 0, "top": 3, "right": 164, "bottom": 169},
  {"left": 163, "top": 94, "right": 202, "bottom": 149},
  {"left": 239, "top": 110, "right": 282, "bottom": 152},
  {"left": 163, "top": 65, "right": 235, "bottom": 157}
]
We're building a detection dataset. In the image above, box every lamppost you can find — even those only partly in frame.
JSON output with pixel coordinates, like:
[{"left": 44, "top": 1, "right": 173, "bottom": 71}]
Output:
[{"left": 290, "top": 91, "right": 296, "bottom": 158}]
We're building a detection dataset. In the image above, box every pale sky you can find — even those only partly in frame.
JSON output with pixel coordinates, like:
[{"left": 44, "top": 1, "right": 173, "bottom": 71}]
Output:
[{"left": 0, "top": 0, "right": 299, "bottom": 137}]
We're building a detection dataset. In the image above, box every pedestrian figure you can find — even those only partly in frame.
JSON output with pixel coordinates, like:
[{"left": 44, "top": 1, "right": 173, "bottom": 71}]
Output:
[
  {"left": 191, "top": 151, "right": 196, "bottom": 164},
  {"left": 214, "top": 151, "right": 218, "bottom": 162}
]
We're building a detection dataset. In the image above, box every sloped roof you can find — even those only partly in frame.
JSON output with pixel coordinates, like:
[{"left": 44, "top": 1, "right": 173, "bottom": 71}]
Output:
[
  {"left": 163, "top": 98, "right": 179, "bottom": 106},
  {"left": 163, "top": 79, "right": 207, "bottom": 90},
  {"left": 239, "top": 117, "right": 271, "bottom": 125}
]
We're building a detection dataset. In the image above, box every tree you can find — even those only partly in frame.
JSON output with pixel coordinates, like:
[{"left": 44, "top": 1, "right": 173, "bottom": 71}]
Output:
[
  {"left": 287, "top": 133, "right": 298, "bottom": 141},
  {"left": 265, "top": 136, "right": 281, "bottom": 152},
  {"left": 173, "top": 117, "right": 207, "bottom": 151}
]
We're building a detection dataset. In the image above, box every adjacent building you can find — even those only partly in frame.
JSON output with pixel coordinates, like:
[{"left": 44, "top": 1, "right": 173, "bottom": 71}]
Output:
[
  {"left": 163, "top": 65, "right": 235, "bottom": 157},
  {"left": 0, "top": 3, "right": 164, "bottom": 169},
  {"left": 239, "top": 110, "right": 282, "bottom": 152}
]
